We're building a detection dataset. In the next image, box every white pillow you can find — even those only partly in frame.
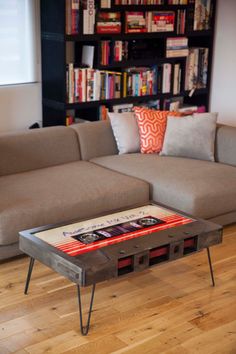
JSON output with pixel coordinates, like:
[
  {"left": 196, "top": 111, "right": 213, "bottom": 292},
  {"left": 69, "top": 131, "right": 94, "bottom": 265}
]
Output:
[
  {"left": 108, "top": 112, "right": 140, "bottom": 154},
  {"left": 160, "top": 113, "right": 218, "bottom": 161}
]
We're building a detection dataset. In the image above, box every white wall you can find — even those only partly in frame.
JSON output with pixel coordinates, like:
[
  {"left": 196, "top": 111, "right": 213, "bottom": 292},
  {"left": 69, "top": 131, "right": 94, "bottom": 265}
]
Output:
[
  {"left": 0, "top": 0, "right": 42, "bottom": 133},
  {"left": 210, "top": 0, "right": 236, "bottom": 126},
  {"left": 0, "top": 83, "right": 42, "bottom": 132}
]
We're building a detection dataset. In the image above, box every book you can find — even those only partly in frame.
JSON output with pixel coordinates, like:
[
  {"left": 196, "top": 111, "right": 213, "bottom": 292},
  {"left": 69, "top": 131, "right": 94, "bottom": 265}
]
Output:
[
  {"left": 83, "top": 0, "right": 95, "bottom": 34},
  {"left": 194, "top": 0, "right": 212, "bottom": 31},
  {"left": 162, "top": 63, "right": 172, "bottom": 93},
  {"left": 82, "top": 45, "right": 94, "bottom": 68},
  {"left": 173, "top": 63, "right": 182, "bottom": 95}
]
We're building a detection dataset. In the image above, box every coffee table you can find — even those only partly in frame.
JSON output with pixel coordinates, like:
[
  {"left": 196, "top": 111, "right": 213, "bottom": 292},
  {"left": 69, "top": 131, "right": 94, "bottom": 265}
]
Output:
[{"left": 19, "top": 202, "right": 223, "bottom": 335}]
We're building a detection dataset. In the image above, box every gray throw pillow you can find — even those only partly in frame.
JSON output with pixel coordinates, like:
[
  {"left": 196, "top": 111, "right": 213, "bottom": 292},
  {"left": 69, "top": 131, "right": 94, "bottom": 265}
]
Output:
[
  {"left": 108, "top": 112, "right": 140, "bottom": 154},
  {"left": 160, "top": 113, "right": 218, "bottom": 161}
]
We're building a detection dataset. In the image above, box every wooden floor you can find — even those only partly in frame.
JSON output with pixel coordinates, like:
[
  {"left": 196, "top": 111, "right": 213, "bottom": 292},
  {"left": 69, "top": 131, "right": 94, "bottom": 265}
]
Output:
[{"left": 0, "top": 226, "right": 235, "bottom": 354}]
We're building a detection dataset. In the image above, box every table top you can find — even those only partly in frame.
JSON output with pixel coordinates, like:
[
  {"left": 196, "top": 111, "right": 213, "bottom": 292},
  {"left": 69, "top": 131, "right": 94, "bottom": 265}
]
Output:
[{"left": 19, "top": 203, "right": 223, "bottom": 286}]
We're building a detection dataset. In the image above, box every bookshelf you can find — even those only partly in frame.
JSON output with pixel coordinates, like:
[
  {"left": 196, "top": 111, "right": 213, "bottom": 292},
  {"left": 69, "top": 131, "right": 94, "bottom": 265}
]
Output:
[{"left": 41, "top": 0, "right": 216, "bottom": 126}]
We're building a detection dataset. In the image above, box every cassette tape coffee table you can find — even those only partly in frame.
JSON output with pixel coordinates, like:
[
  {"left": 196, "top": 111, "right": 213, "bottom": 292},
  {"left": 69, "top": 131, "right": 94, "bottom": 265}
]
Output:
[{"left": 19, "top": 203, "right": 223, "bottom": 335}]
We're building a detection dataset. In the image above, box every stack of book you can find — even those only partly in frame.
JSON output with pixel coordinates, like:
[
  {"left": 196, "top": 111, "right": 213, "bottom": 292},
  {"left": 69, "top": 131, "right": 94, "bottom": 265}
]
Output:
[
  {"left": 166, "top": 37, "right": 189, "bottom": 57},
  {"left": 123, "top": 66, "right": 158, "bottom": 97},
  {"left": 65, "top": 0, "right": 80, "bottom": 35},
  {"left": 97, "top": 12, "right": 121, "bottom": 34},
  {"left": 67, "top": 64, "right": 122, "bottom": 103},
  {"left": 115, "top": 0, "right": 164, "bottom": 4},
  {"left": 146, "top": 11, "right": 175, "bottom": 32},
  {"left": 125, "top": 12, "right": 147, "bottom": 33},
  {"left": 185, "top": 47, "right": 209, "bottom": 90},
  {"left": 83, "top": 0, "right": 95, "bottom": 34}
]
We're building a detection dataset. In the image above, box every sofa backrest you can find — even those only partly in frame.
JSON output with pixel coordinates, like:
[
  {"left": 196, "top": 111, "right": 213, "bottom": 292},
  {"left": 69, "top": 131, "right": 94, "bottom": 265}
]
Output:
[
  {"left": 71, "top": 121, "right": 118, "bottom": 160},
  {"left": 0, "top": 126, "right": 81, "bottom": 176},
  {"left": 215, "top": 125, "right": 236, "bottom": 167}
]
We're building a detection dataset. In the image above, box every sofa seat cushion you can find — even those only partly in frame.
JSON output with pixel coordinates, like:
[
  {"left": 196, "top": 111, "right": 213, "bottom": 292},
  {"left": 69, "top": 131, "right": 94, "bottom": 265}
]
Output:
[
  {"left": 91, "top": 154, "right": 236, "bottom": 220},
  {"left": 0, "top": 161, "right": 149, "bottom": 246}
]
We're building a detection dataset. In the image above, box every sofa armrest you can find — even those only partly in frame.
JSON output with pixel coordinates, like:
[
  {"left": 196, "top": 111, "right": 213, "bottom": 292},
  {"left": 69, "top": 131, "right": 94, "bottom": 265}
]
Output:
[
  {"left": 215, "top": 125, "right": 236, "bottom": 167},
  {"left": 71, "top": 121, "right": 118, "bottom": 161}
]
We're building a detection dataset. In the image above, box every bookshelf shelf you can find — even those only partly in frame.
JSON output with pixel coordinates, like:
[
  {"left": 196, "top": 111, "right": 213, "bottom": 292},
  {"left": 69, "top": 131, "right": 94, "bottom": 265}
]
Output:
[
  {"left": 41, "top": 0, "right": 216, "bottom": 126},
  {"left": 44, "top": 88, "right": 208, "bottom": 111}
]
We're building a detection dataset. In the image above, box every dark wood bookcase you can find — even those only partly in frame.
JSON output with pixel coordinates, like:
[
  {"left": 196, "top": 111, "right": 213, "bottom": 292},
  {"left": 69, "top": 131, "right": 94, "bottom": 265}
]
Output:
[{"left": 41, "top": 0, "right": 217, "bottom": 127}]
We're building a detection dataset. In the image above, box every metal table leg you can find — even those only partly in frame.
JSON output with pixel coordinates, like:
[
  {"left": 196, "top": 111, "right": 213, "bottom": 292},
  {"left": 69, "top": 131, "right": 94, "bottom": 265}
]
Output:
[
  {"left": 206, "top": 247, "right": 215, "bottom": 287},
  {"left": 77, "top": 284, "right": 96, "bottom": 335},
  {"left": 24, "top": 257, "right": 35, "bottom": 294}
]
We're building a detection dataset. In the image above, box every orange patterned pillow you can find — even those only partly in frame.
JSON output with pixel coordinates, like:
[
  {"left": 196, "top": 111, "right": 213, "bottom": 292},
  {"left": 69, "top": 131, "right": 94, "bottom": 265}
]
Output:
[{"left": 133, "top": 107, "right": 181, "bottom": 154}]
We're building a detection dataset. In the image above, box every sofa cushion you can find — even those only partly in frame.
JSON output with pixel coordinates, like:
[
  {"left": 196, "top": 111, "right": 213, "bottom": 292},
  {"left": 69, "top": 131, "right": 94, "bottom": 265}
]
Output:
[
  {"left": 91, "top": 154, "right": 236, "bottom": 220},
  {"left": 108, "top": 112, "right": 140, "bottom": 154},
  {"left": 71, "top": 121, "right": 118, "bottom": 161},
  {"left": 215, "top": 125, "right": 236, "bottom": 167},
  {"left": 0, "top": 161, "right": 149, "bottom": 245},
  {"left": 133, "top": 107, "right": 181, "bottom": 154},
  {"left": 0, "top": 126, "right": 80, "bottom": 176},
  {"left": 160, "top": 113, "right": 217, "bottom": 161}
]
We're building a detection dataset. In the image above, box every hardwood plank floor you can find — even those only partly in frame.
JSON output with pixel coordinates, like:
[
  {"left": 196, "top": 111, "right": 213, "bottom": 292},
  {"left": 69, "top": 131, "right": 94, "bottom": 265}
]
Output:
[{"left": 0, "top": 225, "right": 235, "bottom": 354}]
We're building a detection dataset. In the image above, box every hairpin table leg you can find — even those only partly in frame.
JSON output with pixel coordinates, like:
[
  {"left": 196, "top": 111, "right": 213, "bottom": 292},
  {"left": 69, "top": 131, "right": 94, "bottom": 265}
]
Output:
[
  {"left": 24, "top": 257, "right": 35, "bottom": 294},
  {"left": 77, "top": 283, "right": 96, "bottom": 336},
  {"left": 206, "top": 247, "right": 215, "bottom": 287}
]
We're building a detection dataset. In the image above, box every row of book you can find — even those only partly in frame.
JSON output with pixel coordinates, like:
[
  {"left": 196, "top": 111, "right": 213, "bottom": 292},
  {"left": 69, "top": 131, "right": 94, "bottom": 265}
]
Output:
[
  {"left": 66, "top": 0, "right": 212, "bottom": 35},
  {"left": 176, "top": 9, "right": 186, "bottom": 34},
  {"left": 123, "top": 62, "right": 183, "bottom": 97},
  {"left": 100, "top": 41, "right": 129, "bottom": 65},
  {"left": 67, "top": 49, "right": 208, "bottom": 103},
  {"left": 65, "top": 0, "right": 79, "bottom": 35},
  {"left": 123, "top": 67, "right": 158, "bottom": 97},
  {"left": 100, "top": 37, "right": 188, "bottom": 67},
  {"left": 185, "top": 47, "right": 209, "bottom": 90},
  {"left": 67, "top": 65, "right": 122, "bottom": 103}
]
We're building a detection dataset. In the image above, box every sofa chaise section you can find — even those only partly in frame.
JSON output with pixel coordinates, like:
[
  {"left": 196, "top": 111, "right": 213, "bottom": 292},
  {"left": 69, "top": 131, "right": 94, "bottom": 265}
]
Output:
[
  {"left": 72, "top": 121, "right": 236, "bottom": 226},
  {"left": 0, "top": 126, "right": 149, "bottom": 260}
]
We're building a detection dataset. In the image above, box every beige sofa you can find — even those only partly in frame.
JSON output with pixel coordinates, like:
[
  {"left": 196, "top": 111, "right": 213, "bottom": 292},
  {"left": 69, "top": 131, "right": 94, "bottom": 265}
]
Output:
[{"left": 0, "top": 121, "right": 236, "bottom": 260}]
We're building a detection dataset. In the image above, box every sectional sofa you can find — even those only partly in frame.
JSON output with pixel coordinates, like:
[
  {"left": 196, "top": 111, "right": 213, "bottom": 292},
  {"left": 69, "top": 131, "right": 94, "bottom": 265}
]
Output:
[{"left": 0, "top": 121, "right": 236, "bottom": 260}]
